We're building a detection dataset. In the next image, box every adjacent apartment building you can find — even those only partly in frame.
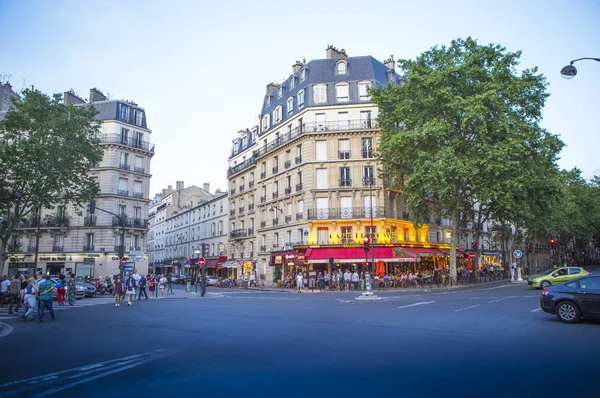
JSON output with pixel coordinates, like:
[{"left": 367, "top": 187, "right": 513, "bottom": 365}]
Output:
[
  {"left": 227, "top": 46, "right": 454, "bottom": 285},
  {"left": 2, "top": 87, "right": 154, "bottom": 278}
]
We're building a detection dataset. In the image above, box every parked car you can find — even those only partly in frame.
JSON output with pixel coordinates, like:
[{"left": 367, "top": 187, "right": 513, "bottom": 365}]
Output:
[
  {"left": 528, "top": 267, "right": 591, "bottom": 289},
  {"left": 76, "top": 281, "right": 96, "bottom": 297},
  {"left": 206, "top": 276, "right": 218, "bottom": 286},
  {"left": 540, "top": 275, "right": 600, "bottom": 323}
]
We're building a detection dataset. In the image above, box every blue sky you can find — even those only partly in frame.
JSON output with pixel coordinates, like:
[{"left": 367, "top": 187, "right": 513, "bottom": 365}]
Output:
[{"left": 1, "top": 0, "right": 599, "bottom": 195}]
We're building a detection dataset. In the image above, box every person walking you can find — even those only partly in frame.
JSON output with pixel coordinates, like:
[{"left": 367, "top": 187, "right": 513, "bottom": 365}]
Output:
[
  {"left": 137, "top": 274, "right": 148, "bottom": 300},
  {"left": 166, "top": 274, "right": 173, "bottom": 295},
  {"left": 114, "top": 275, "right": 123, "bottom": 306},
  {"left": 1, "top": 275, "right": 10, "bottom": 309},
  {"left": 125, "top": 272, "right": 136, "bottom": 306},
  {"left": 22, "top": 278, "right": 37, "bottom": 322},
  {"left": 56, "top": 274, "right": 66, "bottom": 306},
  {"left": 317, "top": 272, "right": 324, "bottom": 290},
  {"left": 8, "top": 274, "right": 22, "bottom": 315},
  {"left": 66, "top": 273, "right": 76, "bottom": 306},
  {"left": 38, "top": 275, "right": 56, "bottom": 323},
  {"left": 351, "top": 270, "right": 359, "bottom": 290},
  {"left": 343, "top": 270, "right": 351, "bottom": 291},
  {"left": 159, "top": 274, "right": 167, "bottom": 298},
  {"left": 296, "top": 272, "right": 303, "bottom": 293},
  {"left": 147, "top": 274, "right": 156, "bottom": 298}
]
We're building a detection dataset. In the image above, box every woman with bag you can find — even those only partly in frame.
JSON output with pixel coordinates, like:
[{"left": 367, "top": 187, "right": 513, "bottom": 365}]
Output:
[
  {"left": 56, "top": 274, "right": 66, "bottom": 306},
  {"left": 158, "top": 274, "right": 167, "bottom": 298},
  {"left": 148, "top": 273, "right": 156, "bottom": 299},
  {"left": 21, "top": 278, "right": 38, "bottom": 322},
  {"left": 113, "top": 275, "right": 124, "bottom": 306},
  {"left": 125, "top": 272, "right": 136, "bottom": 306}
]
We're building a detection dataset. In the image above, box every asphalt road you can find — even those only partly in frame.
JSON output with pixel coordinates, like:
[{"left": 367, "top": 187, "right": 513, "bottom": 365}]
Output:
[{"left": 0, "top": 282, "right": 598, "bottom": 398}]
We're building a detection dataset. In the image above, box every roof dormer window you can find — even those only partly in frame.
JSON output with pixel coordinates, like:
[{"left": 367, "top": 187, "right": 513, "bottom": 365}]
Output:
[
  {"left": 289, "top": 77, "right": 295, "bottom": 90},
  {"left": 336, "top": 61, "right": 347, "bottom": 75},
  {"left": 300, "top": 68, "right": 306, "bottom": 82},
  {"left": 266, "top": 95, "right": 271, "bottom": 107},
  {"left": 278, "top": 86, "right": 284, "bottom": 99}
]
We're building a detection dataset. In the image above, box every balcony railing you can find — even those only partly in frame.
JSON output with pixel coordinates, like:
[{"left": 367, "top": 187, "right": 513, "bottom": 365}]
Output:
[
  {"left": 19, "top": 219, "right": 39, "bottom": 228},
  {"left": 260, "top": 171, "right": 266, "bottom": 179},
  {"left": 83, "top": 245, "right": 94, "bottom": 252},
  {"left": 260, "top": 196, "right": 266, "bottom": 203},
  {"left": 249, "top": 181, "right": 255, "bottom": 188},
  {"left": 260, "top": 221, "right": 266, "bottom": 228},
  {"left": 230, "top": 188, "right": 236, "bottom": 195},
  {"left": 248, "top": 203, "right": 255, "bottom": 211},
  {"left": 285, "top": 215, "right": 292, "bottom": 223},
  {"left": 272, "top": 218, "right": 279, "bottom": 226},
  {"left": 272, "top": 166, "right": 279, "bottom": 174},
  {"left": 52, "top": 245, "right": 64, "bottom": 252},
  {"left": 284, "top": 187, "right": 291, "bottom": 195},
  {"left": 340, "top": 179, "right": 352, "bottom": 187},
  {"left": 43, "top": 215, "right": 69, "bottom": 227},
  {"left": 117, "top": 189, "right": 129, "bottom": 197},
  {"left": 284, "top": 160, "right": 291, "bottom": 169},
  {"left": 296, "top": 183, "right": 303, "bottom": 192},
  {"left": 119, "top": 163, "right": 130, "bottom": 170},
  {"left": 230, "top": 210, "right": 235, "bottom": 216},
  {"left": 338, "top": 151, "right": 351, "bottom": 159},
  {"left": 114, "top": 245, "right": 124, "bottom": 253},
  {"left": 227, "top": 157, "right": 257, "bottom": 177},
  {"left": 230, "top": 229, "right": 248, "bottom": 239},
  {"left": 134, "top": 166, "right": 145, "bottom": 173},
  {"left": 272, "top": 192, "right": 279, "bottom": 199},
  {"left": 296, "top": 212, "right": 303, "bottom": 220},
  {"left": 238, "top": 207, "right": 245, "bottom": 214},
  {"left": 247, "top": 227, "right": 255, "bottom": 235},
  {"left": 402, "top": 212, "right": 410, "bottom": 220},
  {"left": 84, "top": 215, "right": 96, "bottom": 226},
  {"left": 254, "top": 119, "right": 378, "bottom": 158},
  {"left": 99, "top": 134, "right": 155, "bottom": 153},
  {"left": 260, "top": 245, "right": 266, "bottom": 252},
  {"left": 111, "top": 217, "right": 148, "bottom": 228},
  {"left": 307, "top": 207, "right": 388, "bottom": 220},
  {"left": 239, "top": 184, "right": 245, "bottom": 192},
  {"left": 295, "top": 155, "right": 302, "bottom": 164},
  {"left": 132, "top": 192, "right": 143, "bottom": 198},
  {"left": 362, "top": 149, "right": 374, "bottom": 158}
]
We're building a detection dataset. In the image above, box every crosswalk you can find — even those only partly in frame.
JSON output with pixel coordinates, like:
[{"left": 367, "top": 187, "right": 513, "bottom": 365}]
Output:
[{"left": 0, "top": 298, "right": 115, "bottom": 320}]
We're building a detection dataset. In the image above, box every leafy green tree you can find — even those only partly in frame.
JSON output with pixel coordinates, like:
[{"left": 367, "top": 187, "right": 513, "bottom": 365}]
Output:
[
  {"left": 0, "top": 89, "right": 103, "bottom": 272},
  {"left": 371, "top": 37, "right": 564, "bottom": 281}
]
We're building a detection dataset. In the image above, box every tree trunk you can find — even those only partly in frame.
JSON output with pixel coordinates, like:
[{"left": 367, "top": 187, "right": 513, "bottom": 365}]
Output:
[{"left": 449, "top": 210, "right": 459, "bottom": 283}]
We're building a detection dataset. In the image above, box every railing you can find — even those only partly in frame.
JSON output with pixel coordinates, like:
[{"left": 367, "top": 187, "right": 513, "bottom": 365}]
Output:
[
  {"left": 119, "top": 163, "right": 130, "bottom": 170},
  {"left": 284, "top": 187, "right": 291, "bottom": 195},
  {"left": 272, "top": 218, "right": 279, "bottom": 226},
  {"left": 227, "top": 157, "right": 257, "bottom": 177},
  {"left": 260, "top": 196, "right": 266, "bottom": 203},
  {"left": 132, "top": 192, "right": 143, "bottom": 198},
  {"left": 307, "top": 207, "right": 388, "bottom": 220},
  {"left": 19, "top": 219, "right": 39, "bottom": 228},
  {"left": 27, "top": 246, "right": 36, "bottom": 252},
  {"left": 134, "top": 166, "right": 145, "bottom": 173},
  {"left": 117, "top": 189, "right": 129, "bottom": 197},
  {"left": 248, "top": 203, "right": 255, "bottom": 211},
  {"left": 272, "top": 192, "right": 279, "bottom": 199},
  {"left": 114, "top": 245, "right": 124, "bottom": 253},
  {"left": 247, "top": 228, "right": 254, "bottom": 235},
  {"left": 260, "top": 221, "right": 266, "bottom": 228},
  {"left": 44, "top": 216, "right": 69, "bottom": 227},
  {"left": 340, "top": 179, "right": 352, "bottom": 187},
  {"left": 295, "top": 155, "right": 302, "bottom": 164},
  {"left": 230, "top": 210, "right": 235, "bottom": 216},
  {"left": 84, "top": 216, "right": 96, "bottom": 226},
  {"left": 284, "top": 160, "right": 291, "bottom": 169},
  {"left": 254, "top": 119, "right": 378, "bottom": 158},
  {"left": 362, "top": 149, "right": 374, "bottom": 158},
  {"left": 296, "top": 212, "right": 303, "bottom": 220},
  {"left": 52, "top": 245, "right": 64, "bottom": 252},
  {"left": 249, "top": 181, "right": 255, "bottom": 188},
  {"left": 260, "top": 171, "right": 266, "bottom": 179},
  {"left": 260, "top": 245, "right": 266, "bottom": 252},
  {"left": 272, "top": 166, "right": 279, "bottom": 174},
  {"left": 230, "top": 188, "right": 236, "bottom": 195},
  {"left": 239, "top": 185, "right": 245, "bottom": 192},
  {"left": 130, "top": 246, "right": 141, "bottom": 251},
  {"left": 338, "top": 151, "right": 351, "bottom": 159},
  {"left": 99, "top": 134, "right": 155, "bottom": 153},
  {"left": 83, "top": 245, "right": 94, "bottom": 252},
  {"left": 230, "top": 229, "right": 248, "bottom": 239},
  {"left": 238, "top": 207, "right": 245, "bottom": 214},
  {"left": 285, "top": 215, "right": 292, "bottom": 223},
  {"left": 296, "top": 183, "right": 303, "bottom": 192},
  {"left": 111, "top": 217, "right": 148, "bottom": 228}
]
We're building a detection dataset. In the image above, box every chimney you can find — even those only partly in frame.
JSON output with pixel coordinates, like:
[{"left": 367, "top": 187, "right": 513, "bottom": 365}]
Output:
[
  {"left": 384, "top": 56, "right": 395, "bottom": 70},
  {"left": 266, "top": 82, "right": 278, "bottom": 95},
  {"left": 162, "top": 189, "right": 167, "bottom": 197},
  {"left": 63, "top": 90, "right": 85, "bottom": 105},
  {"left": 176, "top": 181, "right": 184, "bottom": 191},
  {"left": 326, "top": 45, "right": 348, "bottom": 59},
  {"left": 292, "top": 60, "right": 304, "bottom": 74},
  {"left": 203, "top": 183, "right": 210, "bottom": 193},
  {"left": 89, "top": 88, "right": 107, "bottom": 103}
]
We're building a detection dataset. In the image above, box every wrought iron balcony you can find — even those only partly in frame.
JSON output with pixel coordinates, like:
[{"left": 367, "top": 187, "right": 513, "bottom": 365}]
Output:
[
  {"left": 272, "top": 166, "right": 279, "bottom": 174},
  {"left": 83, "top": 245, "right": 95, "bottom": 252},
  {"left": 238, "top": 207, "right": 245, "bottom": 214},
  {"left": 260, "top": 245, "right": 267, "bottom": 252},
  {"left": 260, "top": 196, "right": 266, "bottom": 203},
  {"left": 247, "top": 228, "right": 255, "bottom": 235},
  {"left": 260, "top": 171, "right": 266, "bottom": 179},
  {"left": 230, "top": 229, "right": 248, "bottom": 239},
  {"left": 284, "top": 187, "right": 291, "bottom": 195},
  {"left": 117, "top": 189, "right": 129, "bottom": 197},
  {"left": 230, "top": 210, "right": 235, "bottom": 216},
  {"left": 284, "top": 160, "right": 291, "bottom": 169},
  {"left": 285, "top": 215, "right": 292, "bottom": 223},
  {"left": 338, "top": 151, "right": 351, "bottom": 160},
  {"left": 230, "top": 188, "right": 236, "bottom": 195},
  {"left": 227, "top": 157, "right": 257, "bottom": 177},
  {"left": 296, "top": 183, "right": 303, "bottom": 192},
  {"left": 99, "top": 134, "right": 155, "bottom": 153},
  {"left": 296, "top": 212, "right": 303, "bottom": 221},
  {"left": 119, "top": 163, "right": 130, "bottom": 170},
  {"left": 295, "top": 155, "right": 302, "bottom": 164},
  {"left": 307, "top": 207, "right": 388, "bottom": 220},
  {"left": 134, "top": 166, "right": 145, "bottom": 173},
  {"left": 272, "top": 192, "right": 279, "bottom": 199},
  {"left": 272, "top": 218, "right": 279, "bottom": 226},
  {"left": 84, "top": 215, "right": 96, "bottom": 226},
  {"left": 239, "top": 185, "right": 245, "bottom": 192},
  {"left": 43, "top": 215, "right": 70, "bottom": 227},
  {"left": 132, "top": 192, "right": 143, "bottom": 198},
  {"left": 132, "top": 218, "right": 147, "bottom": 228},
  {"left": 362, "top": 149, "right": 374, "bottom": 158},
  {"left": 340, "top": 179, "right": 352, "bottom": 187},
  {"left": 249, "top": 181, "right": 255, "bottom": 188},
  {"left": 260, "top": 221, "right": 266, "bottom": 228},
  {"left": 52, "top": 245, "right": 64, "bottom": 252},
  {"left": 248, "top": 203, "right": 255, "bottom": 211},
  {"left": 19, "top": 219, "right": 39, "bottom": 228}
]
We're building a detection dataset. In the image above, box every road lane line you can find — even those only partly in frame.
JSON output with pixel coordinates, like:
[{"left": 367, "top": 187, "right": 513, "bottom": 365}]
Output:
[
  {"left": 398, "top": 301, "right": 435, "bottom": 309},
  {"left": 531, "top": 308, "right": 542, "bottom": 312},
  {"left": 455, "top": 304, "right": 480, "bottom": 312},
  {"left": 488, "top": 298, "right": 506, "bottom": 303}
]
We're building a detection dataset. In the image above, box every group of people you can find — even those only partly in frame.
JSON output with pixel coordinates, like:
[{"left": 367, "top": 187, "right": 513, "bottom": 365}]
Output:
[
  {"left": 0, "top": 272, "right": 78, "bottom": 323},
  {"left": 112, "top": 271, "right": 171, "bottom": 306}
]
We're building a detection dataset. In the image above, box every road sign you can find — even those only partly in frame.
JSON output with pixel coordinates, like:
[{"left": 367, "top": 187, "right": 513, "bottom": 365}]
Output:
[
  {"left": 121, "top": 257, "right": 127, "bottom": 266},
  {"left": 198, "top": 257, "right": 205, "bottom": 267},
  {"left": 513, "top": 250, "right": 523, "bottom": 259},
  {"left": 467, "top": 252, "right": 476, "bottom": 259}
]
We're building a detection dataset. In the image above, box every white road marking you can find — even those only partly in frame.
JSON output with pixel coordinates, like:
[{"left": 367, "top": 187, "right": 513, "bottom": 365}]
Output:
[
  {"left": 455, "top": 304, "right": 480, "bottom": 312},
  {"left": 398, "top": 301, "right": 435, "bottom": 309},
  {"left": 488, "top": 298, "right": 506, "bottom": 303},
  {"left": 531, "top": 308, "right": 542, "bottom": 312},
  {"left": 0, "top": 322, "right": 13, "bottom": 338}
]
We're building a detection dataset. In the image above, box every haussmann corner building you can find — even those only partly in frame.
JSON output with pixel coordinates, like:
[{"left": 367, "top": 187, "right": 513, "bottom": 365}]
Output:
[{"left": 226, "top": 46, "right": 457, "bottom": 286}]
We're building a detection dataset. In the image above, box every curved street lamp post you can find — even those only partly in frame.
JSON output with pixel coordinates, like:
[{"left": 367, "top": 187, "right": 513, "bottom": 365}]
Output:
[{"left": 560, "top": 57, "right": 600, "bottom": 79}]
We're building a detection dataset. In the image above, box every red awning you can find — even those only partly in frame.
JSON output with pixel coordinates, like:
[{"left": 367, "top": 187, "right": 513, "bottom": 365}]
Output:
[
  {"left": 397, "top": 247, "right": 443, "bottom": 257},
  {"left": 305, "top": 247, "right": 394, "bottom": 263},
  {"left": 438, "top": 249, "right": 468, "bottom": 258},
  {"left": 206, "top": 259, "right": 219, "bottom": 268}
]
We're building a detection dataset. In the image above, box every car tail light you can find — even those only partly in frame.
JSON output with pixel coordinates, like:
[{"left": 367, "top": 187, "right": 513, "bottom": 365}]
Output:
[
  {"left": 589, "top": 273, "right": 592, "bottom": 276},
  {"left": 541, "top": 288, "right": 549, "bottom": 296}
]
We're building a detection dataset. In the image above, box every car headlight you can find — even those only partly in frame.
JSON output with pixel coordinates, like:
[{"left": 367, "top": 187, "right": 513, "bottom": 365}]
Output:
[{"left": 77, "top": 286, "right": 84, "bottom": 291}]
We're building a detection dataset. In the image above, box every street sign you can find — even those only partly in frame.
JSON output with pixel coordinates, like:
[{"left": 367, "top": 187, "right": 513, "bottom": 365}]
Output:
[
  {"left": 467, "top": 252, "right": 476, "bottom": 259},
  {"left": 513, "top": 250, "right": 523, "bottom": 259},
  {"left": 198, "top": 257, "right": 206, "bottom": 267},
  {"left": 121, "top": 257, "right": 127, "bottom": 266}
]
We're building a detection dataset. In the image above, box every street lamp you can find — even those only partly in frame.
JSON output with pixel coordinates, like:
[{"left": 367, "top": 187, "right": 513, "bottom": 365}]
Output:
[
  {"left": 560, "top": 57, "right": 600, "bottom": 79},
  {"left": 269, "top": 206, "right": 284, "bottom": 285}
]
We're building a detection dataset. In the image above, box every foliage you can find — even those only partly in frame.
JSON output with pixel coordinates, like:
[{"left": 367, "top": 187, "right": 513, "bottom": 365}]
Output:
[
  {"left": 273, "top": 266, "right": 282, "bottom": 283},
  {"left": 0, "top": 89, "right": 103, "bottom": 267},
  {"left": 371, "top": 37, "right": 564, "bottom": 278}
]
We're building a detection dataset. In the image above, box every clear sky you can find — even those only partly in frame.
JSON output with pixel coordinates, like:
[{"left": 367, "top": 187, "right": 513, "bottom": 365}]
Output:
[{"left": 1, "top": 0, "right": 599, "bottom": 196}]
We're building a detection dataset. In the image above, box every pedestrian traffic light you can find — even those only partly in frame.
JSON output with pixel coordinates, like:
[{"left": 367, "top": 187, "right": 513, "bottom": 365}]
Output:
[
  {"left": 550, "top": 238, "right": 556, "bottom": 246},
  {"left": 363, "top": 236, "right": 370, "bottom": 253},
  {"left": 202, "top": 243, "right": 209, "bottom": 257},
  {"left": 89, "top": 200, "right": 96, "bottom": 214}
]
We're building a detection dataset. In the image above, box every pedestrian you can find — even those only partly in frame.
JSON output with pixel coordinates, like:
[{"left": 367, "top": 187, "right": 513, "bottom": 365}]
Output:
[
  {"left": 148, "top": 273, "right": 156, "bottom": 298},
  {"left": 114, "top": 275, "right": 123, "bottom": 306},
  {"left": 38, "top": 275, "right": 56, "bottom": 323},
  {"left": 337, "top": 271, "right": 343, "bottom": 291},
  {"left": 132, "top": 270, "right": 141, "bottom": 287},
  {"left": 344, "top": 270, "right": 351, "bottom": 291},
  {"left": 8, "top": 274, "right": 22, "bottom": 315},
  {"left": 351, "top": 270, "right": 359, "bottom": 290},
  {"left": 66, "top": 273, "right": 76, "bottom": 305},
  {"left": 166, "top": 274, "right": 173, "bottom": 295},
  {"left": 489, "top": 265, "right": 495, "bottom": 281},
  {"left": 317, "top": 272, "right": 324, "bottom": 290},
  {"left": 1, "top": 275, "right": 10, "bottom": 309},
  {"left": 22, "top": 278, "right": 37, "bottom": 322},
  {"left": 159, "top": 274, "right": 167, "bottom": 298},
  {"left": 296, "top": 272, "right": 303, "bottom": 293},
  {"left": 137, "top": 274, "right": 148, "bottom": 300},
  {"left": 125, "top": 272, "right": 136, "bottom": 306},
  {"left": 56, "top": 274, "right": 66, "bottom": 306}
]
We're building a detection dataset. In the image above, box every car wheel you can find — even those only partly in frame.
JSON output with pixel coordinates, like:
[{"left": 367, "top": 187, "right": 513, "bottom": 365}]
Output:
[
  {"left": 556, "top": 301, "right": 581, "bottom": 324},
  {"left": 540, "top": 280, "right": 551, "bottom": 288}
]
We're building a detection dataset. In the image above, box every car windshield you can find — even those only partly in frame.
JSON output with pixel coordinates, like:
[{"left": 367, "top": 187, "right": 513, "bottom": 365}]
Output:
[{"left": 538, "top": 269, "right": 555, "bottom": 276}]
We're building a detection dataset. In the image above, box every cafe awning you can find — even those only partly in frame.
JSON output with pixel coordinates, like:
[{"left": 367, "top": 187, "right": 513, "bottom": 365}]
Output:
[
  {"left": 396, "top": 247, "right": 443, "bottom": 257},
  {"left": 206, "top": 258, "right": 219, "bottom": 268},
  {"left": 305, "top": 247, "right": 395, "bottom": 263},
  {"left": 221, "top": 260, "right": 238, "bottom": 268},
  {"left": 438, "top": 248, "right": 468, "bottom": 257}
]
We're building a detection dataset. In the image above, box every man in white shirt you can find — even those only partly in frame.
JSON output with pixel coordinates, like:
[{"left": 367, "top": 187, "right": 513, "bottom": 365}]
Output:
[
  {"left": 1, "top": 275, "right": 10, "bottom": 308},
  {"left": 296, "top": 273, "right": 303, "bottom": 293},
  {"left": 343, "top": 270, "right": 351, "bottom": 291},
  {"left": 132, "top": 270, "right": 141, "bottom": 285},
  {"left": 351, "top": 271, "right": 359, "bottom": 290}
]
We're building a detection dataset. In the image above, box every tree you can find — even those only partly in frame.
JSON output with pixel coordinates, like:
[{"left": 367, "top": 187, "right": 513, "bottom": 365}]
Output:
[
  {"left": 0, "top": 89, "right": 103, "bottom": 273},
  {"left": 371, "top": 37, "right": 564, "bottom": 282}
]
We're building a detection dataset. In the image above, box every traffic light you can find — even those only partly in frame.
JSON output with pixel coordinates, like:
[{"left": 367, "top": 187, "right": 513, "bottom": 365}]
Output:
[
  {"left": 549, "top": 238, "right": 556, "bottom": 247},
  {"left": 202, "top": 243, "right": 209, "bottom": 257},
  {"left": 363, "top": 235, "right": 370, "bottom": 253},
  {"left": 89, "top": 200, "right": 96, "bottom": 214}
]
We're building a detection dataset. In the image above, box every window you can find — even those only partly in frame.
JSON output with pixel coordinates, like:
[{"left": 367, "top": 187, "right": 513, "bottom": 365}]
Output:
[
  {"left": 360, "top": 111, "right": 372, "bottom": 128},
  {"left": 133, "top": 181, "right": 142, "bottom": 197},
  {"left": 118, "top": 204, "right": 126, "bottom": 216},
  {"left": 316, "top": 169, "right": 328, "bottom": 189},
  {"left": 358, "top": 81, "right": 371, "bottom": 100},
  {"left": 300, "top": 69, "right": 306, "bottom": 82},
  {"left": 338, "top": 139, "right": 350, "bottom": 159},
  {"left": 266, "top": 95, "right": 271, "bottom": 107},
  {"left": 341, "top": 226, "right": 352, "bottom": 242},
  {"left": 287, "top": 97, "right": 293, "bottom": 114},
  {"left": 315, "top": 113, "right": 326, "bottom": 131},
  {"left": 364, "top": 166, "right": 374, "bottom": 185},
  {"left": 297, "top": 90, "right": 305, "bottom": 108},
  {"left": 340, "top": 197, "right": 353, "bottom": 219},
  {"left": 336, "top": 61, "right": 347, "bottom": 75},
  {"left": 364, "top": 196, "right": 375, "bottom": 218},
  {"left": 273, "top": 106, "right": 282, "bottom": 124},
  {"left": 287, "top": 230, "right": 292, "bottom": 244},
  {"left": 118, "top": 178, "right": 128, "bottom": 194},
  {"left": 338, "top": 112, "right": 349, "bottom": 130},
  {"left": 119, "top": 104, "right": 129, "bottom": 121},
  {"left": 336, "top": 84, "right": 349, "bottom": 102},
  {"left": 316, "top": 141, "right": 327, "bottom": 161},
  {"left": 261, "top": 114, "right": 271, "bottom": 132},
  {"left": 133, "top": 206, "right": 141, "bottom": 219},
  {"left": 120, "top": 128, "right": 129, "bottom": 144},
  {"left": 121, "top": 152, "right": 129, "bottom": 167},
  {"left": 362, "top": 137, "right": 373, "bottom": 158},
  {"left": 278, "top": 86, "right": 283, "bottom": 99},
  {"left": 340, "top": 167, "right": 351, "bottom": 187},
  {"left": 54, "top": 234, "right": 64, "bottom": 249},
  {"left": 289, "top": 77, "right": 295, "bottom": 90},
  {"left": 273, "top": 233, "right": 279, "bottom": 248},
  {"left": 317, "top": 227, "right": 329, "bottom": 244},
  {"left": 85, "top": 233, "right": 94, "bottom": 248},
  {"left": 134, "top": 156, "right": 143, "bottom": 172},
  {"left": 313, "top": 84, "right": 327, "bottom": 104}
]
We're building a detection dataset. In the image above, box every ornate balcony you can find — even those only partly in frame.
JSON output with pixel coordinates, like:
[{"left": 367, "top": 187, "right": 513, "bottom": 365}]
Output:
[
  {"left": 338, "top": 151, "right": 351, "bottom": 159},
  {"left": 296, "top": 183, "right": 303, "bottom": 192},
  {"left": 84, "top": 215, "right": 96, "bottom": 226},
  {"left": 296, "top": 212, "right": 303, "bottom": 221},
  {"left": 52, "top": 245, "right": 64, "bottom": 252},
  {"left": 239, "top": 184, "right": 245, "bottom": 192},
  {"left": 83, "top": 245, "right": 95, "bottom": 252},
  {"left": 272, "top": 218, "right": 279, "bottom": 226},
  {"left": 285, "top": 215, "right": 292, "bottom": 223},
  {"left": 260, "top": 171, "right": 266, "bottom": 179},
  {"left": 249, "top": 181, "right": 255, "bottom": 188},
  {"left": 272, "top": 166, "right": 279, "bottom": 174},
  {"left": 260, "top": 221, "right": 266, "bottom": 228},
  {"left": 227, "top": 157, "right": 257, "bottom": 177},
  {"left": 272, "top": 192, "right": 279, "bottom": 199},
  {"left": 247, "top": 228, "right": 255, "bottom": 235},
  {"left": 260, "top": 196, "right": 266, "bottom": 203},
  {"left": 119, "top": 163, "right": 130, "bottom": 170},
  {"left": 295, "top": 155, "right": 302, "bottom": 164},
  {"left": 307, "top": 207, "right": 388, "bottom": 220},
  {"left": 248, "top": 203, "right": 255, "bottom": 211},
  {"left": 99, "top": 134, "right": 155, "bottom": 153},
  {"left": 340, "top": 179, "right": 352, "bottom": 187},
  {"left": 284, "top": 187, "right": 292, "bottom": 195},
  {"left": 284, "top": 160, "right": 291, "bottom": 169},
  {"left": 230, "top": 229, "right": 248, "bottom": 239}
]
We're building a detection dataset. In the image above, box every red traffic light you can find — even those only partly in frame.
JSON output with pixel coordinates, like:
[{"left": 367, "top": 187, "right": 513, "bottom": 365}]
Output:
[
  {"left": 363, "top": 236, "right": 370, "bottom": 245},
  {"left": 550, "top": 239, "right": 556, "bottom": 245}
]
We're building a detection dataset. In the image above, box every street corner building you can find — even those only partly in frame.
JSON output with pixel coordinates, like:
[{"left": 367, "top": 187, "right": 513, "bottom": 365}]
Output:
[
  {"left": 225, "top": 46, "right": 461, "bottom": 286},
  {"left": 1, "top": 86, "right": 154, "bottom": 279}
]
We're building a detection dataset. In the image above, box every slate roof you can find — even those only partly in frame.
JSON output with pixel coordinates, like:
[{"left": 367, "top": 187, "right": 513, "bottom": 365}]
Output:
[{"left": 78, "top": 100, "right": 149, "bottom": 130}]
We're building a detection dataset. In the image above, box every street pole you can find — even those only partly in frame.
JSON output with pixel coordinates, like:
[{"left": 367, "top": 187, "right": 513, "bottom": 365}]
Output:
[
  {"left": 201, "top": 266, "right": 206, "bottom": 297},
  {"left": 89, "top": 201, "right": 125, "bottom": 277},
  {"left": 34, "top": 205, "right": 41, "bottom": 276}
]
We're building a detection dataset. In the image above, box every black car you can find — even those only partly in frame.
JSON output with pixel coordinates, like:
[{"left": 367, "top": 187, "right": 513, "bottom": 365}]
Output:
[{"left": 540, "top": 275, "right": 600, "bottom": 323}]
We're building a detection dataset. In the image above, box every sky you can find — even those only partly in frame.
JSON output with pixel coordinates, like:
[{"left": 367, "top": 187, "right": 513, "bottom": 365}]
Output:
[{"left": 1, "top": 0, "right": 599, "bottom": 196}]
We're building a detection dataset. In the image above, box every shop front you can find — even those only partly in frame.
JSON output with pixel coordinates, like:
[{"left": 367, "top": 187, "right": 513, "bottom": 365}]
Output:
[
  {"left": 270, "top": 250, "right": 306, "bottom": 285},
  {"left": 221, "top": 260, "right": 239, "bottom": 279},
  {"left": 7, "top": 261, "right": 35, "bottom": 279}
]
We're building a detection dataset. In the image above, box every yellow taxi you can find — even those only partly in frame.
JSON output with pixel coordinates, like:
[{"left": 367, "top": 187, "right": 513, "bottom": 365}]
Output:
[{"left": 528, "top": 267, "right": 591, "bottom": 289}]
